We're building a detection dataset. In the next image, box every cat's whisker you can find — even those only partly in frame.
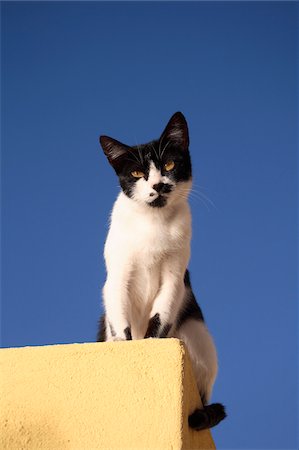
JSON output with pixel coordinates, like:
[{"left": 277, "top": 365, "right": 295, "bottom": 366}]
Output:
[
  {"left": 158, "top": 134, "right": 165, "bottom": 158},
  {"left": 192, "top": 183, "right": 209, "bottom": 191},
  {"left": 191, "top": 190, "right": 216, "bottom": 209},
  {"left": 150, "top": 142, "right": 159, "bottom": 160},
  {"left": 181, "top": 195, "right": 210, "bottom": 211},
  {"left": 160, "top": 140, "right": 170, "bottom": 159},
  {"left": 126, "top": 155, "right": 142, "bottom": 166},
  {"left": 132, "top": 137, "right": 144, "bottom": 166},
  {"left": 137, "top": 145, "right": 144, "bottom": 166},
  {"left": 180, "top": 186, "right": 216, "bottom": 210},
  {"left": 127, "top": 149, "right": 141, "bottom": 164},
  {"left": 176, "top": 189, "right": 211, "bottom": 211},
  {"left": 188, "top": 194, "right": 211, "bottom": 211}
]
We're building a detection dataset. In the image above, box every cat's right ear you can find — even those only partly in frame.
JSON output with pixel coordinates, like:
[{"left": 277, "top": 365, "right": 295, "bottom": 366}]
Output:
[
  {"left": 99, "top": 136, "right": 130, "bottom": 170},
  {"left": 160, "top": 112, "right": 189, "bottom": 151}
]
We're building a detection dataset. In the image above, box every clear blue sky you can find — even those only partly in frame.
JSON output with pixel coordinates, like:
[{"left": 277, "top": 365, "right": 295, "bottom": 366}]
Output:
[{"left": 1, "top": 2, "right": 298, "bottom": 448}]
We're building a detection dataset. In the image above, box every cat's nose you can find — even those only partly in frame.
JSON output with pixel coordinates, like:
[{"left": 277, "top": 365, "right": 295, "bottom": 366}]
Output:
[
  {"left": 153, "top": 183, "right": 164, "bottom": 193},
  {"left": 152, "top": 183, "right": 172, "bottom": 194}
]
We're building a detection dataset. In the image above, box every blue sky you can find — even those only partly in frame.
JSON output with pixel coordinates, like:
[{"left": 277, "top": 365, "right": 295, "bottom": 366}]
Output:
[{"left": 1, "top": 2, "right": 298, "bottom": 449}]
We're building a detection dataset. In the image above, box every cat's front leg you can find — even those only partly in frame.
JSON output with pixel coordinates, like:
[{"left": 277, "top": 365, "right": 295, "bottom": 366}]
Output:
[
  {"left": 103, "top": 269, "right": 132, "bottom": 342},
  {"left": 145, "top": 256, "right": 186, "bottom": 339}
]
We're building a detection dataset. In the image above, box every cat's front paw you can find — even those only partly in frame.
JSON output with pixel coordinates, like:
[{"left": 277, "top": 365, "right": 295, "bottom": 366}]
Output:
[
  {"left": 144, "top": 313, "right": 161, "bottom": 338},
  {"left": 106, "top": 325, "right": 132, "bottom": 342},
  {"left": 144, "top": 313, "right": 172, "bottom": 339}
]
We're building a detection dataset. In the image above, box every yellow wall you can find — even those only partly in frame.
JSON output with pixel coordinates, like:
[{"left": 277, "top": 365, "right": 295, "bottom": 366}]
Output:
[{"left": 1, "top": 338, "right": 215, "bottom": 449}]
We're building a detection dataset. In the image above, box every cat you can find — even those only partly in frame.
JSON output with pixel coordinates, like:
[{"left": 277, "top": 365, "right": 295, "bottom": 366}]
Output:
[{"left": 97, "top": 112, "right": 226, "bottom": 430}]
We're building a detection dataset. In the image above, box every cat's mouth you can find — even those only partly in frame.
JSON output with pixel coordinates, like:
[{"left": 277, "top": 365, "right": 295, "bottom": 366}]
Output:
[{"left": 147, "top": 195, "right": 168, "bottom": 208}]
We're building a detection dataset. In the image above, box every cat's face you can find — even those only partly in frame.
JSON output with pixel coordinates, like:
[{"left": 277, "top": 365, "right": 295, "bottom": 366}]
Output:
[{"left": 100, "top": 112, "right": 192, "bottom": 208}]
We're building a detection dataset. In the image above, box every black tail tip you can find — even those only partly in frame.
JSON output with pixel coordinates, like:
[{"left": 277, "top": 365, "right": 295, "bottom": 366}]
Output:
[{"left": 188, "top": 403, "right": 227, "bottom": 431}]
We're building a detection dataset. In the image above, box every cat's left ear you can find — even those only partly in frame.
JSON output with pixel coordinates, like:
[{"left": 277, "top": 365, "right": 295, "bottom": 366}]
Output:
[{"left": 160, "top": 112, "right": 189, "bottom": 151}]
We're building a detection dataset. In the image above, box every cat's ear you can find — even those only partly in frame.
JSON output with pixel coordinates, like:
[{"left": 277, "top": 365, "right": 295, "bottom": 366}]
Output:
[
  {"left": 160, "top": 112, "right": 189, "bottom": 151},
  {"left": 99, "top": 135, "right": 130, "bottom": 169}
]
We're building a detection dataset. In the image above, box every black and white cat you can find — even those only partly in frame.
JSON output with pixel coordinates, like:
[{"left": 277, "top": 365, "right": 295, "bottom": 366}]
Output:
[{"left": 97, "top": 112, "right": 226, "bottom": 430}]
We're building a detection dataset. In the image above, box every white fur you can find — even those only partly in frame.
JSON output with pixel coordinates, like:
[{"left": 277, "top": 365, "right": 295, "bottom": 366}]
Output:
[
  {"left": 174, "top": 319, "right": 218, "bottom": 402},
  {"left": 102, "top": 167, "right": 218, "bottom": 401}
]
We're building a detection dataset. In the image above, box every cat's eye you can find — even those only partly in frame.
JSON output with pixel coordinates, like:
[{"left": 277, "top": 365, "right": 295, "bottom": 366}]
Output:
[
  {"left": 131, "top": 170, "right": 145, "bottom": 178},
  {"left": 164, "top": 160, "right": 175, "bottom": 171}
]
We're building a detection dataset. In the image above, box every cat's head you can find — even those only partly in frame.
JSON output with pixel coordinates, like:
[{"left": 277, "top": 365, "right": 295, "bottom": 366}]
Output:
[{"left": 99, "top": 112, "right": 192, "bottom": 208}]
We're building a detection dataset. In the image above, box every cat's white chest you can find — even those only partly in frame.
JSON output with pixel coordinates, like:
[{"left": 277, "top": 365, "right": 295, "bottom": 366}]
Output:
[
  {"left": 104, "top": 192, "right": 191, "bottom": 332},
  {"left": 106, "top": 193, "right": 190, "bottom": 265},
  {"left": 131, "top": 216, "right": 179, "bottom": 264}
]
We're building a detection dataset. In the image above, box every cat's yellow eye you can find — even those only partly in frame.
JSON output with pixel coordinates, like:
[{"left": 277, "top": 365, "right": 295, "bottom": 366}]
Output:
[
  {"left": 164, "top": 160, "right": 175, "bottom": 171},
  {"left": 131, "top": 170, "right": 145, "bottom": 178}
]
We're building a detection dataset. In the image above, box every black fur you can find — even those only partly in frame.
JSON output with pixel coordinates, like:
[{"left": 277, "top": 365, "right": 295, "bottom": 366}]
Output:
[
  {"left": 176, "top": 270, "right": 205, "bottom": 328},
  {"left": 160, "top": 323, "right": 172, "bottom": 338},
  {"left": 152, "top": 182, "right": 173, "bottom": 194},
  {"left": 124, "top": 326, "right": 132, "bottom": 340},
  {"left": 144, "top": 313, "right": 161, "bottom": 338},
  {"left": 109, "top": 322, "right": 116, "bottom": 337},
  {"left": 97, "top": 314, "right": 106, "bottom": 342},
  {"left": 188, "top": 403, "right": 227, "bottom": 431}
]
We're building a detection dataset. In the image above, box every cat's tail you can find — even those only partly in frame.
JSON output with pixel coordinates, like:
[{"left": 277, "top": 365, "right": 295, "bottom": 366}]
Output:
[{"left": 188, "top": 403, "right": 226, "bottom": 431}]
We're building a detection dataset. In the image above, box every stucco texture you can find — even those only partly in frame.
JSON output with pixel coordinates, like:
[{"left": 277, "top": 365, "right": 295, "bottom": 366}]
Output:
[{"left": 0, "top": 338, "right": 215, "bottom": 449}]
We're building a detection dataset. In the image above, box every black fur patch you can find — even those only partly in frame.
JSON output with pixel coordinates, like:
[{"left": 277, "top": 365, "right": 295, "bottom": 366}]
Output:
[
  {"left": 124, "top": 326, "right": 132, "bottom": 340},
  {"left": 152, "top": 182, "right": 173, "bottom": 194},
  {"left": 160, "top": 323, "right": 172, "bottom": 338},
  {"left": 144, "top": 313, "right": 161, "bottom": 338},
  {"left": 109, "top": 322, "right": 116, "bottom": 337},
  {"left": 188, "top": 403, "right": 227, "bottom": 431},
  {"left": 148, "top": 195, "right": 167, "bottom": 208},
  {"left": 97, "top": 314, "right": 106, "bottom": 342},
  {"left": 176, "top": 270, "right": 205, "bottom": 329}
]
